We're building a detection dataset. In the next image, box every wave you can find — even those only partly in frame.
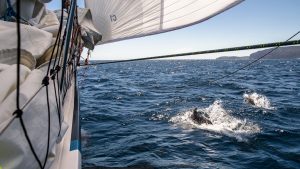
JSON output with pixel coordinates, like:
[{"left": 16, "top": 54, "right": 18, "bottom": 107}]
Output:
[{"left": 169, "top": 100, "right": 260, "bottom": 141}]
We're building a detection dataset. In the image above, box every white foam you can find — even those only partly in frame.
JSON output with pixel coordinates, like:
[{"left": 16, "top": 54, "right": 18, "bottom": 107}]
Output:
[
  {"left": 243, "top": 92, "right": 275, "bottom": 110},
  {"left": 169, "top": 100, "right": 260, "bottom": 141}
]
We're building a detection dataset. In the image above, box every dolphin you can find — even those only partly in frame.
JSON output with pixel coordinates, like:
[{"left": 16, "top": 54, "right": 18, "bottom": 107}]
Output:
[
  {"left": 191, "top": 108, "right": 212, "bottom": 125},
  {"left": 243, "top": 93, "right": 254, "bottom": 105},
  {"left": 243, "top": 93, "right": 261, "bottom": 106}
]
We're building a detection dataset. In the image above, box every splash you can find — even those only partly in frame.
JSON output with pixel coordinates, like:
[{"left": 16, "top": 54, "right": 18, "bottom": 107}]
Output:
[
  {"left": 169, "top": 100, "right": 260, "bottom": 141},
  {"left": 243, "top": 92, "right": 275, "bottom": 110}
]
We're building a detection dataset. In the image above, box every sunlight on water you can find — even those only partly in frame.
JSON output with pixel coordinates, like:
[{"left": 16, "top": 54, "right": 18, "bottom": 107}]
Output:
[{"left": 169, "top": 100, "right": 261, "bottom": 141}]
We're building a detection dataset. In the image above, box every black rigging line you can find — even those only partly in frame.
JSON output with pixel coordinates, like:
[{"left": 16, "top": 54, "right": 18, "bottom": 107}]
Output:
[
  {"left": 52, "top": 1, "right": 65, "bottom": 70},
  {"left": 21, "top": 86, "right": 44, "bottom": 110},
  {"left": 43, "top": 1, "right": 68, "bottom": 167},
  {"left": 210, "top": 30, "right": 300, "bottom": 83},
  {"left": 47, "top": 0, "right": 65, "bottom": 77},
  {"left": 46, "top": 23, "right": 61, "bottom": 75},
  {"left": 4, "top": 0, "right": 78, "bottom": 167},
  {"left": 53, "top": 79, "right": 61, "bottom": 136},
  {"left": 47, "top": 0, "right": 64, "bottom": 140},
  {"left": 18, "top": 115, "right": 43, "bottom": 169},
  {"left": 81, "top": 39, "right": 300, "bottom": 66},
  {"left": 60, "top": 0, "right": 77, "bottom": 91},
  {"left": 43, "top": 85, "right": 51, "bottom": 168},
  {"left": 15, "top": 0, "right": 20, "bottom": 110},
  {"left": 80, "top": 30, "right": 300, "bottom": 87},
  {"left": 14, "top": 0, "right": 43, "bottom": 168}
]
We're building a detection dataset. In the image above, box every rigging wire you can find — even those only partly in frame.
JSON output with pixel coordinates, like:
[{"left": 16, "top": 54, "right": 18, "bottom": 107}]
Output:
[
  {"left": 82, "top": 39, "right": 300, "bottom": 66},
  {"left": 21, "top": 86, "right": 44, "bottom": 110},
  {"left": 80, "top": 30, "right": 299, "bottom": 86},
  {"left": 43, "top": 85, "right": 51, "bottom": 168},
  {"left": 60, "top": 0, "right": 77, "bottom": 91},
  {"left": 1, "top": 1, "right": 80, "bottom": 168},
  {"left": 41, "top": 1, "right": 68, "bottom": 168},
  {"left": 53, "top": 79, "right": 62, "bottom": 136},
  {"left": 14, "top": 0, "right": 43, "bottom": 168},
  {"left": 15, "top": 4, "right": 20, "bottom": 110},
  {"left": 48, "top": 0, "right": 65, "bottom": 140},
  {"left": 209, "top": 30, "right": 300, "bottom": 83},
  {"left": 3, "top": 0, "right": 298, "bottom": 166},
  {"left": 8, "top": 0, "right": 79, "bottom": 168}
]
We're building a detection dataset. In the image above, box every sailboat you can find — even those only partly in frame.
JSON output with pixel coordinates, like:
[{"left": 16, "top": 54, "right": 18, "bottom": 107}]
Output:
[{"left": 0, "top": 0, "right": 298, "bottom": 169}]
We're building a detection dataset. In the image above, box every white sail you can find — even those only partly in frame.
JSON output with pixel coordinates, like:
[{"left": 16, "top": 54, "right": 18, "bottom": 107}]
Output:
[{"left": 85, "top": 0, "right": 243, "bottom": 44}]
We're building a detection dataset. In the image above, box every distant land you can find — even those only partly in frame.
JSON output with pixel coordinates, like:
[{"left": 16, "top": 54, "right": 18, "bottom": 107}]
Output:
[{"left": 216, "top": 46, "right": 300, "bottom": 60}]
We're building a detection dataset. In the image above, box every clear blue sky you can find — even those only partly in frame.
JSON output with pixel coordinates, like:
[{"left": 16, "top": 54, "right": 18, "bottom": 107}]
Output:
[{"left": 47, "top": 0, "right": 300, "bottom": 60}]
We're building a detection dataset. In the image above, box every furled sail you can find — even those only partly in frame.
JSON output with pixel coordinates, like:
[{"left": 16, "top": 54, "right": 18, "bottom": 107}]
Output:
[{"left": 85, "top": 0, "right": 243, "bottom": 44}]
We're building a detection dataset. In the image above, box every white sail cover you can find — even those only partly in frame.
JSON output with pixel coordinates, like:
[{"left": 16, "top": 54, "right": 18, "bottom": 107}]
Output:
[{"left": 85, "top": 0, "right": 243, "bottom": 44}]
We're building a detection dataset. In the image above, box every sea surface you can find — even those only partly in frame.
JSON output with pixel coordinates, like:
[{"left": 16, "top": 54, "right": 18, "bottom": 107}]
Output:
[{"left": 78, "top": 60, "right": 300, "bottom": 169}]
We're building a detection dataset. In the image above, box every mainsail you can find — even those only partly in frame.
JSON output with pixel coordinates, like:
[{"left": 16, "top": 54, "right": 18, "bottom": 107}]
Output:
[{"left": 85, "top": 0, "right": 243, "bottom": 44}]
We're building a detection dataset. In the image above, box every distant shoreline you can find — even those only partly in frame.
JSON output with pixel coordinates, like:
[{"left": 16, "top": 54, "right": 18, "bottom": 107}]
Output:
[{"left": 216, "top": 46, "right": 300, "bottom": 60}]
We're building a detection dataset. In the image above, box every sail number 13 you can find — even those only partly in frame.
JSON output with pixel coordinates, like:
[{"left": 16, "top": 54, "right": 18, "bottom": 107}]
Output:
[{"left": 110, "top": 15, "right": 117, "bottom": 22}]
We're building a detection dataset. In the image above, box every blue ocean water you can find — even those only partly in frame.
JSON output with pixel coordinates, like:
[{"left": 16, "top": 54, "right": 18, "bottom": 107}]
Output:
[{"left": 79, "top": 60, "right": 300, "bottom": 169}]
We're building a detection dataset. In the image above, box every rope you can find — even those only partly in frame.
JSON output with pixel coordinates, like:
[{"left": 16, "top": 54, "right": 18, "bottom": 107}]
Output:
[
  {"left": 15, "top": 0, "right": 20, "bottom": 110},
  {"left": 53, "top": 79, "right": 62, "bottom": 136},
  {"left": 21, "top": 86, "right": 44, "bottom": 110},
  {"left": 43, "top": 86, "right": 51, "bottom": 168},
  {"left": 209, "top": 30, "right": 300, "bottom": 83},
  {"left": 1, "top": 0, "right": 80, "bottom": 168},
  {"left": 9, "top": 0, "right": 76, "bottom": 168},
  {"left": 79, "top": 31, "right": 300, "bottom": 89},
  {"left": 60, "top": 0, "right": 77, "bottom": 91},
  {"left": 18, "top": 115, "right": 43, "bottom": 168},
  {"left": 48, "top": 0, "right": 65, "bottom": 75},
  {"left": 81, "top": 39, "right": 300, "bottom": 66},
  {"left": 48, "top": 0, "right": 64, "bottom": 139},
  {"left": 41, "top": 1, "right": 70, "bottom": 167},
  {"left": 14, "top": 0, "right": 43, "bottom": 168},
  {"left": 55, "top": 7, "right": 71, "bottom": 72}
]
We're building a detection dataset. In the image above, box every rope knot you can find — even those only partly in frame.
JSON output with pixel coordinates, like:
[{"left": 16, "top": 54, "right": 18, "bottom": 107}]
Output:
[
  {"left": 50, "top": 69, "right": 56, "bottom": 80},
  {"left": 55, "top": 65, "right": 61, "bottom": 72},
  {"left": 51, "top": 74, "right": 56, "bottom": 80},
  {"left": 42, "top": 76, "right": 50, "bottom": 86},
  {"left": 13, "top": 109, "right": 23, "bottom": 118},
  {"left": 50, "top": 69, "right": 55, "bottom": 76}
]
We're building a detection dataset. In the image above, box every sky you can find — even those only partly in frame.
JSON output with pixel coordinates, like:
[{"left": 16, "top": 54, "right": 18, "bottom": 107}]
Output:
[{"left": 47, "top": 0, "right": 300, "bottom": 60}]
